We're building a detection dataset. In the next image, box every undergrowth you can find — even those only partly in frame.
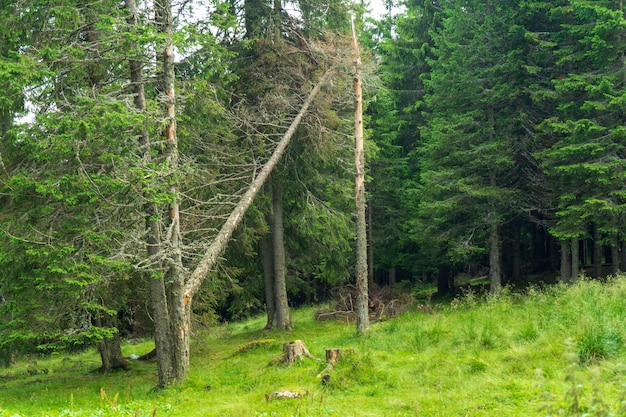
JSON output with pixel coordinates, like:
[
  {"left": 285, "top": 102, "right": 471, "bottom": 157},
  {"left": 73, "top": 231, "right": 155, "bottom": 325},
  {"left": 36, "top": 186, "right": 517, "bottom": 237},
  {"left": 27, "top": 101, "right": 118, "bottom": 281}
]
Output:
[{"left": 2, "top": 277, "right": 626, "bottom": 416}]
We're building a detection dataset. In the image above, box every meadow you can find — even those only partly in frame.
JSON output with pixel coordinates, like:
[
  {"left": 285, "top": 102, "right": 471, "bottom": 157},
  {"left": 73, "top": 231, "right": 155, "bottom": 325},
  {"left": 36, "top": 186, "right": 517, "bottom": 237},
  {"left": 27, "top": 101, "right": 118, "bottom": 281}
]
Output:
[{"left": 2, "top": 278, "right": 626, "bottom": 416}]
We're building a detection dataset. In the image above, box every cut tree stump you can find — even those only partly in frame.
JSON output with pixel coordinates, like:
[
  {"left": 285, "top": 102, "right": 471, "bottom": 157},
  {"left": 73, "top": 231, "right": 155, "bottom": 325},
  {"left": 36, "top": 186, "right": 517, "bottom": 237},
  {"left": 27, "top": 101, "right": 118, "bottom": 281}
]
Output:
[
  {"left": 326, "top": 348, "right": 342, "bottom": 366},
  {"left": 318, "top": 348, "right": 356, "bottom": 378},
  {"left": 268, "top": 340, "right": 318, "bottom": 365}
]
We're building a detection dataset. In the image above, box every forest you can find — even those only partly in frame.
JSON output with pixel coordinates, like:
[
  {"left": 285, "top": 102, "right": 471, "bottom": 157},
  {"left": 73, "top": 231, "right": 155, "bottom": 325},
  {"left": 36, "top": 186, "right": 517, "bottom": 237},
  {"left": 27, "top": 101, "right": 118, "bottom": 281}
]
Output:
[{"left": 1, "top": 0, "right": 626, "bottom": 398}]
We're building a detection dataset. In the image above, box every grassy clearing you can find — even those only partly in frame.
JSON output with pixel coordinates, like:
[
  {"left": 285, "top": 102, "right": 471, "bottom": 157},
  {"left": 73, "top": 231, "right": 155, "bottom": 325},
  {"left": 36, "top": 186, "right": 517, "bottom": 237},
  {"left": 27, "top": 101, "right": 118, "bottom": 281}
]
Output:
[{"left": 3, "top": 277, "right": 626, "bottom": 416}]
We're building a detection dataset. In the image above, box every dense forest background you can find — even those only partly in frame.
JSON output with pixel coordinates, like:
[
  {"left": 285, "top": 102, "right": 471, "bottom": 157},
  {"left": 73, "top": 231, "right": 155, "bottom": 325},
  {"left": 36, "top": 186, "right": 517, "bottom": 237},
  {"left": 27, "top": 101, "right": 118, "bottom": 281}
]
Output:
[{"left": 1, "top": 0, "right": 626, "bottom": 386}]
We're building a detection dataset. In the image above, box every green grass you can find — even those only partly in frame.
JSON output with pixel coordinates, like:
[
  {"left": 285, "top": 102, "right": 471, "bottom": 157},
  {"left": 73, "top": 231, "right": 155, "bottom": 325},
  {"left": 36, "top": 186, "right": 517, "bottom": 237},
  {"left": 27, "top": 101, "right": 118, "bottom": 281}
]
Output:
[{"left": 3, "top": 278, "right": 626, "bottom": 416}]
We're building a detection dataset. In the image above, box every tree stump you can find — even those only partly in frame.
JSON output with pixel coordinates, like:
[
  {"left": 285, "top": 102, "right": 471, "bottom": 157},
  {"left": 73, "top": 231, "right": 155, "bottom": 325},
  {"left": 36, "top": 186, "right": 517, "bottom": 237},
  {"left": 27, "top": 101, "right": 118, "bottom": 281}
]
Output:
[
  {"left": 269, "top": 340, "right": 318, "bottom": 365},
  {"left": 318, "top": 348, "right": 343, "bottom": 378},
  {"left": 326, "top": 348, "right": 342, "bottom": 367}
]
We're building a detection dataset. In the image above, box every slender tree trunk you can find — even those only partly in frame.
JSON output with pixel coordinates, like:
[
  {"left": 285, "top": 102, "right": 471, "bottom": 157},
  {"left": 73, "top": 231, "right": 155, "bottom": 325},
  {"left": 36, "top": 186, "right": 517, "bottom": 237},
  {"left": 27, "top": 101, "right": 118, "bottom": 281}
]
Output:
[
  {"left": 488, "top": 220, "right": 502, "bottom": 294},
  {"left": 611, "top": 236, "right": 619, "bottom": 275},
  {"left": 621, "top": 240, "right": 626, "bottom": 272},
  {"left": 592, "top": 223, "right": 602, "bottom": 278},
  {"left": 389, "top": 267, "right": 397, "bottom": 287},
  {"left": 512, "top": 220, "right": 522, "bottom": 282},
  {"left": 261, "top": 213, "right": 275, "bottom": 329},
  {"left": 352, "top": 18, "right": 369, "bottom": 333},
  {"left": 153, "top": 0, "right": 189, "bottom": 386},
  {"left": 126, "top": 0, "right": 174, "bottom": 386},
  {"left": 571, "top": 237, "right": 580, "bottom": 282},
  {"left": 367, "top": 203, "right": 375, "bottom": 289},
  {"left": 272, "top": 183, "right": 292, "bottom": 330},
  {"left": 437, "top": 264, "right": 450, "bottom": 295},
  {"left": 560, "top": 241, "right": 571, "bottom": 284}
]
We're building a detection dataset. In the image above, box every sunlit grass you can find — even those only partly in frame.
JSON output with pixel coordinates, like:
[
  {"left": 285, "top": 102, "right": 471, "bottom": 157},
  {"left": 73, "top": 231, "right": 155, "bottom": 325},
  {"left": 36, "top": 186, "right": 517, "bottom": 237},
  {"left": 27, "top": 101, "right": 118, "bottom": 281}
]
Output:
[{"left": 3, "top": 277, "right": 626, "bottom": 416}]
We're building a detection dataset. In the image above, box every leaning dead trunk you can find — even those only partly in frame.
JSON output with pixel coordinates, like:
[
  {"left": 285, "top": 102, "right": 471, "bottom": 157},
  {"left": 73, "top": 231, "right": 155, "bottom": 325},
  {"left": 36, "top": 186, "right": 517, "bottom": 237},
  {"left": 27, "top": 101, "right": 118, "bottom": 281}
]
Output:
[{"left": 183, "top": 69, "right": 333, "bottom": 300}]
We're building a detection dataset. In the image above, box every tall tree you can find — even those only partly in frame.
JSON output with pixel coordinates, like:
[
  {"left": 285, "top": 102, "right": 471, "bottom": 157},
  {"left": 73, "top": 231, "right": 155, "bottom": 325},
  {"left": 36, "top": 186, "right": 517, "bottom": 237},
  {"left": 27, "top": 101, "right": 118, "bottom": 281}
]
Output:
[
  {"left": 539, "top": 0, "right": 626, "bottom": 281},
  {"left": 419, "top": 0, "right": 543, "bottom": 293},
  {"left": 352, "top": 17, "right": 369, "bottom": 333}
]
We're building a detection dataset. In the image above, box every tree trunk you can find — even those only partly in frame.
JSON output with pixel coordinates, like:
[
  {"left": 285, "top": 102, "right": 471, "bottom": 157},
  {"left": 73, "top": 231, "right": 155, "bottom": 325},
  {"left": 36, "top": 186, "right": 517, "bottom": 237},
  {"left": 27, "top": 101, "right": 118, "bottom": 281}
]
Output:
[
  {"left": 273, "top": 183, "right": 292, "bottom": 330},
  {"left": 153, "top": 0, "right": 189, "bottom": 386},
  {"left": 592, "top": 223, "right": 602, "bottom": 278},
  {"left": 560, "top": 241, "right": 571, "bottom": 284},
  {"left": 389, "top": 267, "right": 397, "bottom": 287},
  {"left": 261, "top": 227, "right": 275, "bottom": 330},
  {"left": 571, "top": 237, "right": 580, "bottom": 282},
  {"left": 611, "top": 236, "right": 619, "bottom": 275},
  {"left": 94, "top": 313, "right": 129, "bottom": 372},
  {"left": 437, "top": 264, "right": 450, "bottom": 295},
  {"left": 367, "top": 203, "right": 375, "bottom": 289},
  {"left": 98, "top": 332, "right": 129, "bottom": 372},
  {"left": 126, "top": 0, "right": 176, "bottom": 386},
  {"left": 512, "top": 220, "right": 522, "bottom": 282},
  {"left": 352, "top": 18, "right": 369, "bottom": 334},
  {"left": 488, "top": 220, "right": 502, "bottom": 294}
]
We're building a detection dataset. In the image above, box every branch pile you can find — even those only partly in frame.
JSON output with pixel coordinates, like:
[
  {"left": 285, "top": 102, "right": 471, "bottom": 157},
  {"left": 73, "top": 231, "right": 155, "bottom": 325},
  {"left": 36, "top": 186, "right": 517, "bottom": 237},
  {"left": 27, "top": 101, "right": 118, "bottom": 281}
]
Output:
[{"left": 314, "top": 285, "right": 414, "bottom": 323}]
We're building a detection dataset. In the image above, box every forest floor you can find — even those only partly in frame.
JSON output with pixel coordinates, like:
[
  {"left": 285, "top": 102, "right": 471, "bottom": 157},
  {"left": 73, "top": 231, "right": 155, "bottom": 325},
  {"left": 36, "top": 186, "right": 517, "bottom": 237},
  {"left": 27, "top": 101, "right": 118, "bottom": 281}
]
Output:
[{"left": 2, "top": 277, "right": 626, "bottom": 416}]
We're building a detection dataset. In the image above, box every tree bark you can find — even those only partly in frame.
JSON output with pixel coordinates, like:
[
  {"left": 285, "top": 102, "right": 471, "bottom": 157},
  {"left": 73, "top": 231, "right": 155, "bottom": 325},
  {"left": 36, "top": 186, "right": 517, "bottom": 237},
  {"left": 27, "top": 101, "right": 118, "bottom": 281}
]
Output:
[
  {"left": 389, "top": 267, "right": 397, "bottom": 287},
  {"left": 512, "top": 220, "right": 522, "bottom": 282},
  {"left": 97, "top": 331, "right": 129, "bottom": 372},
  {"left": 611, "top": 236, "right": 619, "bottom": 275},
  {"left": 367, "top": 203, "right": 375, "bottom": 289},
  {"left": 261, "top": 215, "right": 275, "bottom": 330},
  {"left": 154, "top": 0, "right": 189, "bottom": 386},
  {"left": 352, "top": 18, "right": 369, "bottom": 334},
  {"left": 560, "top": 241, "right": 571, "bottom": 284},
  {"left": 488, "top": 220, "right": 502, "bottom": 294},
  {"left": 437, "top": 264, "right": 450, "bottom": 295},
  {"left": 272, "top": 182, "right": 292, "bottom": 330},
  {"left": 126, "top": 0, "right": 175, "bottom": 386},
  {"left": 592, "top": 223, "right": 602, "bottom": 278},
  {"left": 94, "top": 313, "right": 129, "bottom": 372},
  {"left": 571, "top": 237, "right": 580, "bottom": 282}
]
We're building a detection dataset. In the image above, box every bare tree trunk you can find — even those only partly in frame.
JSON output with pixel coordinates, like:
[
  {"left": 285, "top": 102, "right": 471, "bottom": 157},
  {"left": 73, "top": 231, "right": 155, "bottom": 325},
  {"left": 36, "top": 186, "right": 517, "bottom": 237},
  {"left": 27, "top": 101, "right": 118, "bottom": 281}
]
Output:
[
  {"left": 592, "top": 223, "right": 602, "bottom": 278},
  {"left": 611, "top": 236, "right": 619, "bottom": 275},
  {"left": 389, "top": 267, "right": 397, "bottom": 287},
  {"left": 560, "top": 241, "right": 571, "bottom": 284},
  {"left": 352, "top": 18, "right": 369, "bottom": 334},
  {"left": 97, "top": 332, "right": 129, "bottom": 372},
  {"left": 126, "top": 0, "right": 175, "bottom": 386},
  {"left": 367, "top": 203, "right": 375, "bottom": 289},
  {"left": 571, "top": 237, "right": 580, "bottom": 282},
  {"left": 489, "top": 220, "right": 502, "bottom": 294},
  {"left": 261, "top": 228, "right": 275, "bottom": 329},
  {"left": 272, "top": 182, "right": 292, "bottom": 330},
  {"left": 94, "top": 314, "right": 129, "bottom": 372},
  {"left": 437, "top": 264, "right": 450, "bottom": 295},
  {"left": 512, "top": 220, "right": 521, "bottom": 282},
  {"left": 153, "top": 0, "right": 189, "bottom": 386}
]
